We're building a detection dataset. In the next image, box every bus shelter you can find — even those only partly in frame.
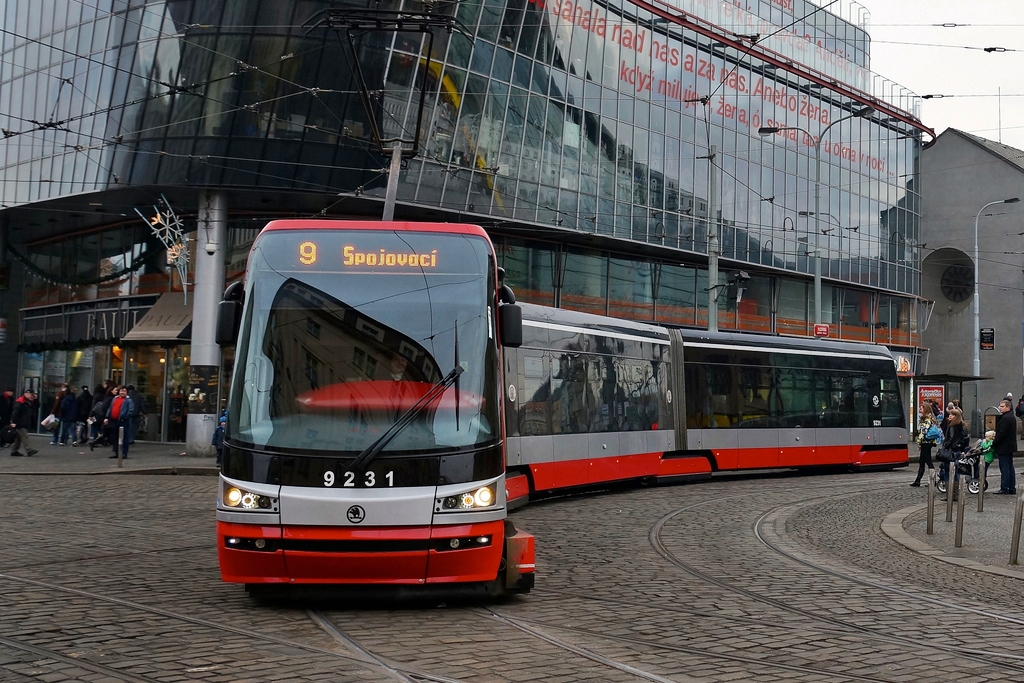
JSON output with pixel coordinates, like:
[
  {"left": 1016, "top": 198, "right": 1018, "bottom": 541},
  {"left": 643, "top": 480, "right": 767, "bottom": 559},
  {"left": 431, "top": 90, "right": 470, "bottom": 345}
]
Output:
[{"left": 912, "top": 374, "right": 993, "bottom": 437}]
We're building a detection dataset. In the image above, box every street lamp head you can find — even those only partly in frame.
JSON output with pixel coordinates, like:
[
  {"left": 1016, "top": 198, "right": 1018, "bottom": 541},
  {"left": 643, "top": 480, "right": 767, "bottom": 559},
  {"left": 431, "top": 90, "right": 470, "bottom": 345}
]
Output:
[
  {"left": 1004, "top": 197, "right": 1020, "bottom": 204},
  {"left": 758, "top": 126, "right": 781, "bottom": 136},
  {"left": 853, "top": 105, "right": 874, "bottom": 118}
]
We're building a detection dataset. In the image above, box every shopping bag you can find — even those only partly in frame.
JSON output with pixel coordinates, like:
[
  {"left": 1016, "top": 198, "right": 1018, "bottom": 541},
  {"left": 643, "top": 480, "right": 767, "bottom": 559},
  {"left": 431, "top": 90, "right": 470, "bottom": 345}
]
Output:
[{"left": 41, "top": 414, "right": 60, "bottom": 432}]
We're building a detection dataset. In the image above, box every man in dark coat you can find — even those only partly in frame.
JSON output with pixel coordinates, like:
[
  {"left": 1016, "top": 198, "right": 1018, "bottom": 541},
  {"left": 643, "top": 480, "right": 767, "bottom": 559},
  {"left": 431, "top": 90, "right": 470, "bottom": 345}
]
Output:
[
  {"left": 75, "top": 386, "right": 92, "bottom": 444},
  {"left": 88, "top": 384, "right": 115, "bottom": 449},
  {"left": 103, "top": 386, "right": 135, "bottom": 459},
  {"left": 0, "top": 388, "right": 14, "bottom": 426},
  {"left": 58, "top": 388, "right": 78, "bottom": 446},
  {"left": 48, "top": 383, "right": 69, "bottom": 445},
  {"left": 992, "top": 398, "right": 1018, "bottom": 495},
  {"left": 126, "top": 385, "right": 145, "bottom": 440},
  {"left": 9, "top": 389, "right": 39, "bottom": 457}
]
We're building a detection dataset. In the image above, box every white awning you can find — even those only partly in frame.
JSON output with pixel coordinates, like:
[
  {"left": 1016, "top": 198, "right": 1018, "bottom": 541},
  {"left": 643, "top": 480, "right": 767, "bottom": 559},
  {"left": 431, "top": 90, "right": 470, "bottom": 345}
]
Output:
[{"left": 121, "top": 291, "right": 193, "bottom": 343}]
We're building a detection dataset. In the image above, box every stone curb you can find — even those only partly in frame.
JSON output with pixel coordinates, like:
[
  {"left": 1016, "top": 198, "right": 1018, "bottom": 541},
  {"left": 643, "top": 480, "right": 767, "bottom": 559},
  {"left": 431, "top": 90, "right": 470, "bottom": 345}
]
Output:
[{"left": 882, "top": 504, "right": 1024, "bottom": 580}]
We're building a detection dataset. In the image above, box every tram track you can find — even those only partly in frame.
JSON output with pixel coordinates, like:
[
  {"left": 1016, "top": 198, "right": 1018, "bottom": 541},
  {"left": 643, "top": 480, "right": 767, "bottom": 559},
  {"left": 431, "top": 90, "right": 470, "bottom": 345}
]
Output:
[
  {"left": 648, "top": 482, "right": 1024, "bottom": 676},
  {"left": 476, "top": 608, "right": 908, "bottom": 683},
  {"left": 7, "top": 473, "right": 1024, "bottom": 682},
  {"left": 0, "top": 572, "right": 424, "bottom": 682},
  {"left": 0, "top": 632, "right": 158, "bottom": 683}
]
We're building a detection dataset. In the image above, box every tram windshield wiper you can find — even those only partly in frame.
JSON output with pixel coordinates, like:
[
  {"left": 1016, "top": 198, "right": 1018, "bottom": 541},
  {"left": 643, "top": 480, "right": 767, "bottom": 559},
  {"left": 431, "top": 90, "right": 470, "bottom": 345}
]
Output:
[{"left": 346, "top": 364, "right": 465, "bottom": 473}]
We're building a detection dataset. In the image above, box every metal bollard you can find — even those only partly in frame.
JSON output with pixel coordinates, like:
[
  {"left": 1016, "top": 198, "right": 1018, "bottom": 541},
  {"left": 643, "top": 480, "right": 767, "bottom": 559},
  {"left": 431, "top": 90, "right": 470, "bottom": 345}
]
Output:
[
  {"left": 926, "top": 469, "right": 936, "bottom": 535},
  {"left": 1010, "top": 492, "right": 1024, "bottom": 565},
  {"left": 955, "top": 473, "right": 967, "bottom": 548},
  {"left": 978, "top": 462, "right": 986, "bottom": 513},
  {"left": 946, "top": 468, "right": 954, "bottom": 522},
  {"left": 117, "top": 425, "right": 124, "bottom": 468}
]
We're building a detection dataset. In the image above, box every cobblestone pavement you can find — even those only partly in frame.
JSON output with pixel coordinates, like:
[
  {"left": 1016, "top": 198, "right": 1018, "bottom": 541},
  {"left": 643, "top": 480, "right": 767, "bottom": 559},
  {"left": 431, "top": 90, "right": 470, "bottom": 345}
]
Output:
[{"left": 3, "top": 467, "right": 1024, "bottom": 682}]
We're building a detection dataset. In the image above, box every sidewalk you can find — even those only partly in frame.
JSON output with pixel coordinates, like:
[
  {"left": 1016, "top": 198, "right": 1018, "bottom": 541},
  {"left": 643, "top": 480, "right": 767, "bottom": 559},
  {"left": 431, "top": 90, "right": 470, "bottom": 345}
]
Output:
[
  {"left": 885, "top": 469, "right": 1024, "bottom": 580},
  {"left": 0, "top": 437, "right": 218, "bottom": 475}
]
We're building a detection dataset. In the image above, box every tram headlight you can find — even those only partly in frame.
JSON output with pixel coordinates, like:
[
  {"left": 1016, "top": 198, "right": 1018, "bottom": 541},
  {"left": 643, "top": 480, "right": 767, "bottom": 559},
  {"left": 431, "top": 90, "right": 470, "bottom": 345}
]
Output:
[
  {"left": 222, "top": 486, "right": 274, "bottom": 510},
  {"left": 473, "top": 486, "right": 494, "bottom": 507},
  {"left": 440, "top": 485, "right": 497, "bottom": 510}
]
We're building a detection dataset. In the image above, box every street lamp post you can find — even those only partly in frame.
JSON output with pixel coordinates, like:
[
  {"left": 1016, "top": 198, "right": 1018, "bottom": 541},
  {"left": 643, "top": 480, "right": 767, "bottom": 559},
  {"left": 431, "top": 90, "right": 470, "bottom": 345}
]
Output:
[
  {"left": 973, "top": 197, "right": 1020, "bottom": 377},
  {"left": 759, "top": 105, "right": 873, "bottom": 325}
]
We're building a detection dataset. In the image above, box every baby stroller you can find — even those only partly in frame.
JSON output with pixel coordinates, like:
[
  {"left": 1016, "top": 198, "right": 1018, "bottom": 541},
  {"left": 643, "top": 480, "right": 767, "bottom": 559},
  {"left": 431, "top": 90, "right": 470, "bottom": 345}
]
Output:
[{"left": 936, "top": 442, "right": 984, "bottom": 495}]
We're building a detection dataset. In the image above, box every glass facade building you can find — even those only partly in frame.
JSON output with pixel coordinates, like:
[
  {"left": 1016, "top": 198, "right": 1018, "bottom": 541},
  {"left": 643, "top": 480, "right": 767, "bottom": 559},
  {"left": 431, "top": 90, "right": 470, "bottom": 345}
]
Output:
[{"left": 0, "top": 0, "right": 929, "bottom": 437}]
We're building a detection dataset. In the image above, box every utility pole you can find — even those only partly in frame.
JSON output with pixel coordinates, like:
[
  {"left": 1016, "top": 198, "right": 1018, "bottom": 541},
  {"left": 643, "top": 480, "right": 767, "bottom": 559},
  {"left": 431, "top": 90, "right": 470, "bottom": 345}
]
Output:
[{"left": 707, "top": 144, "right": 719, "bottom": 332}]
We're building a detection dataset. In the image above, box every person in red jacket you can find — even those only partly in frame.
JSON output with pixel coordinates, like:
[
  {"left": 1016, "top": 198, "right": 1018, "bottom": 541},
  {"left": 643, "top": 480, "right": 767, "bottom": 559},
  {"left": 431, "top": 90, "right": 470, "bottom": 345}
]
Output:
[
  {"left": 9, "top": 389, "right": 39, "bottom": 457},
  {"left": 103, "top": 386, "right": 135, "bottom": 459}
]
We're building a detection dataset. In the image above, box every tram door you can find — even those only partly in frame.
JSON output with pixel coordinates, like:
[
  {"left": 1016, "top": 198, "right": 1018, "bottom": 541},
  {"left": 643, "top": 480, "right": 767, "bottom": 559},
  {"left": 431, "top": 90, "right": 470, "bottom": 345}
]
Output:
[
  {"left": 775, "top": 365, "right": 818, "bottom": 467},
  {"left": 506, "top": 349, "right": 556, "bottom": 490}
]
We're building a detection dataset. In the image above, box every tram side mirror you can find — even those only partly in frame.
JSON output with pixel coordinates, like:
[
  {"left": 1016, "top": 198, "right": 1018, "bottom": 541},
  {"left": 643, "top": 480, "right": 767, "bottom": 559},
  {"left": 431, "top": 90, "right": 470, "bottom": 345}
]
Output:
[
  {"left": 216, "top": 281, "right": 244, "bottom": 346},
  {"left": 499, "top": 303, "right": 522, "bottom": 348}
]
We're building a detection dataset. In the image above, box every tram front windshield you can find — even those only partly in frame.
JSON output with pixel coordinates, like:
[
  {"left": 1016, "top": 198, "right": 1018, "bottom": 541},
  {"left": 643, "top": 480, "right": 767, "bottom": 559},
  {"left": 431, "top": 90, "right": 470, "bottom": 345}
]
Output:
[{"left": 229, "top": 229, "right": 499, "bottom": 455}]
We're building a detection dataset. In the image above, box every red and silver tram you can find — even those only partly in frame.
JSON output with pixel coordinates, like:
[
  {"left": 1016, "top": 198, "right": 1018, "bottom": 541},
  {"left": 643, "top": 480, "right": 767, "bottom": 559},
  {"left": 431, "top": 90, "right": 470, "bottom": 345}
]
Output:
[
  {"left": 215, "top": 220, "right": 534, "bottom": 593},
  {"left": 502, "top": 304, "right": 908, "bottom": 504},
  {"left": 215, "top": 220, "right": 907, "bottom": 592}
]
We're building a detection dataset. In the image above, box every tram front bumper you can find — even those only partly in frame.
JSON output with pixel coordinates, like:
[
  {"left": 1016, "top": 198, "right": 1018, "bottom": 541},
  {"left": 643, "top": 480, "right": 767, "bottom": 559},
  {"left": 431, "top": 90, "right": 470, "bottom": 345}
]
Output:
[{"left": 217, "top": 519, "right": 507, "bottom": 585}]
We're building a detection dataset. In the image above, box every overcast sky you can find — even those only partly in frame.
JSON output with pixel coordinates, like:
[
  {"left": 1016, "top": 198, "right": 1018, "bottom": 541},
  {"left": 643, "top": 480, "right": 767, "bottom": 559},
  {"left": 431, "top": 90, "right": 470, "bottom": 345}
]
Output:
[{"left": 856, "top": 0, "right": 1024, "bottom": 150}]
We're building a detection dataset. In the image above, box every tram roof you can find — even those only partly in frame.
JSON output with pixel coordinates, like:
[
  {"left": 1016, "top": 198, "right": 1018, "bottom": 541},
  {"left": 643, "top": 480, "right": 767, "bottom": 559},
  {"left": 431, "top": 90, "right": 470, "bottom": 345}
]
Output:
[{"left": 518, "top": 303, "right": 895, "bottom": 358}]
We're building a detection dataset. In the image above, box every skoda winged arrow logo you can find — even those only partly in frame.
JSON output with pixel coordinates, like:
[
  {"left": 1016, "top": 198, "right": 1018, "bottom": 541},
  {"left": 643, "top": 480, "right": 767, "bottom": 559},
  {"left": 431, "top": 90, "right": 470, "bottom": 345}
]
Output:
[{"left": 346, "top": 505, "right": 366, "bottom": 524}]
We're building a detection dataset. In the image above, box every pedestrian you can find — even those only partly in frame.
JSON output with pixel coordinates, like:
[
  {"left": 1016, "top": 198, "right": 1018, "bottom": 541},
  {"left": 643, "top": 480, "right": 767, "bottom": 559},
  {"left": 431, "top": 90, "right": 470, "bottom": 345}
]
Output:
[
  {"left": 58, "top": 387, "right": 78, "bottom": 446},
  {"left": 938, "top": 402, "right": 954, "bottom": 435},
  {"left": 89, "top": 382, "right": 111, "bottom": 443},
  {"left": 103, "top": 386, "right": 135, "bottom": 459},
  {"left": 992, "top": 397, "right": 1018, "bottom": 495},
  {"left": 212, "top": 414, "right": 226, "bottom": 467},
  {"left": 88, "top": 384, "right": 116, "bottom": 450},
  {"left": 939, "top": 407, "right": 969, "bottom": 491},
  {"left": 911, "top": 414, "right": 940, "bottom": 487},
  {"left": 1015, "top": 397, "right": 1024, "bottom": 438},
  {"left": 0, "top": 387, "right": 14, "bottom": 426},
  {"left": 48, "top": 383, "right": 69, "bottom": 445},
  {"left": 126, "top": 385, "right": 145, "bottom": 440},
  {"left": 978, "top": 429, "right": 996, "bottom": 488},
  {"left": 75, "top": 385, "right": 92, "bottom": 445},
  {"left": 9, "top": 389, "right": 39, "bottom": 457}
]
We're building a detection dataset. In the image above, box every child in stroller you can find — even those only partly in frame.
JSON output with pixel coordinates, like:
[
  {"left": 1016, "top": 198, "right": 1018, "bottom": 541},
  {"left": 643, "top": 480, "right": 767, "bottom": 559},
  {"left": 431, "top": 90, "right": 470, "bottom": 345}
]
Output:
[{"left": 937, "top": 437, "right": 989, "bottom": 495}]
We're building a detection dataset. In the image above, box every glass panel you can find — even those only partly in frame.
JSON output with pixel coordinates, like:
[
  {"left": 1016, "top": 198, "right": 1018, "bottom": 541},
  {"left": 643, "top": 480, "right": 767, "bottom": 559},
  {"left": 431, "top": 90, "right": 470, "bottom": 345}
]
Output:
[
  {"left": 608, "top": 258, "right": 653, "bottom": 320},
  {"left": 656, "top": 263, "right": 697, "bottom": 326},
  {"left": 496, "top": 238, "right": 556, "bottom": 306},
  {"left": 562, "top": 250, "right": 606, "bottom": 315}
]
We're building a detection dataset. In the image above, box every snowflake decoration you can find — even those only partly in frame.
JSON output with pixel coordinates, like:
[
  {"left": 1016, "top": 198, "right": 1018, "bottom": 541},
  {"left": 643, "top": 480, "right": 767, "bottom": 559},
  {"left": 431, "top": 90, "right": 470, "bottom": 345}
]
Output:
[{"left": 136, "top": 194, "right": 190, "bottom": 304}]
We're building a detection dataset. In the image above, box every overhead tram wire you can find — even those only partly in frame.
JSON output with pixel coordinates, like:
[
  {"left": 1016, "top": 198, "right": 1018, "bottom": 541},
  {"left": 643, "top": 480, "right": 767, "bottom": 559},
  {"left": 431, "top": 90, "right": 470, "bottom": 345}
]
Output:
[
  {"left": 869, "top": 40, "right": 1020, "bottom": 52},
  {"left": 0, "top": 19, "right": 358, "bottom": 143},
  {"left": 703, "top": 0, "right": 839, "bottom": 103},
  {"left": 0, "top": 4, "right": 903, "bottom": 238},
  {"left": 685, "top": 1, "right": 847, "bottom": 235}
]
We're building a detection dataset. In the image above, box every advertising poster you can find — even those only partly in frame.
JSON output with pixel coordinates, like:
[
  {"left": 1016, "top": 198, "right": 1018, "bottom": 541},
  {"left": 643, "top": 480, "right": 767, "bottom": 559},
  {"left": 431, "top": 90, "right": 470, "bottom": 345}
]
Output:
[
  {"left": 917, "top": 384, "right": 944, "bottom": 419},
  {"left": 187, "top": 365, "right": 219, "bottom": 415}
]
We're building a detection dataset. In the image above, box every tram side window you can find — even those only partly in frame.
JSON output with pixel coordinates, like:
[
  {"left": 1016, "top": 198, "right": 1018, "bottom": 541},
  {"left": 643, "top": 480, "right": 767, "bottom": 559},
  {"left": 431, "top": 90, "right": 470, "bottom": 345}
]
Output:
[
  {"left": 680, "top": 360, "right": 739, "bottom": 428},
  {"left": 775, "top": 365, "right": 819, "bottom": 428},
  {"left": 708, "top": 365, "right": 741, "bottom": 427},
  {"left": 737, "top": 365, "right": 776, "bottom": 427},
  {"left": 877, "top": 374, "right": 905, "bottom": 428},
  {"left": 848, "top": 374, "right": 875, "bottom": 428},
  {"left": 553, "top": 353, "right": 594, "bottom": 433},
  {"left": 587, "top": 354, "right": 611, "bottom": 432},
  {"left": 684, "top": 362, "right": 711, "bottom": 428},
  {"left": 519, "top": 352, "right": 550, "bottom": 436},
  {"left": 613, "top": 357, "right": 665, "bottom": 431}
]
